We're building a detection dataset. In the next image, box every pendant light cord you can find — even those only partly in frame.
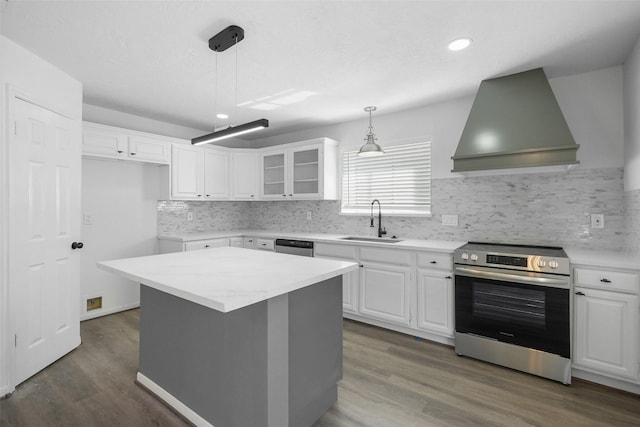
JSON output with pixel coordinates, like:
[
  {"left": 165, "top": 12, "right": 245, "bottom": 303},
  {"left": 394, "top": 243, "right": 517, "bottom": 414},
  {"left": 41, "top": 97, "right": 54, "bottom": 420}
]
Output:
[
  {"left": 235, "top": 34, "right": 239, "bottom": 124},
  {"left": 214, "top": 51, "right": 218, "bottom": 131}
]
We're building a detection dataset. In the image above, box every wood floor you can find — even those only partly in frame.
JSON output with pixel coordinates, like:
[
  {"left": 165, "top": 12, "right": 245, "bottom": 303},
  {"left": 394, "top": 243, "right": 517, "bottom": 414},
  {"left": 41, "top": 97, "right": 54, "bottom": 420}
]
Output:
[{"left": 1, "top": 309, "right": 639, "bottom": 427}]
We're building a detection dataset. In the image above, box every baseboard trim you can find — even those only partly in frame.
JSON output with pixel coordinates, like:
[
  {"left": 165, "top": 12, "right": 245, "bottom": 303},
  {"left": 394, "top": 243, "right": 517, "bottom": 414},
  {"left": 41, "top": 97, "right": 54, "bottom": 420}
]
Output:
[
  {"left": 80, "top": 302, "right": 140, "bottom": 321},
  {"left": 136, "top": 372, "right": 213, "bottom": 427}
]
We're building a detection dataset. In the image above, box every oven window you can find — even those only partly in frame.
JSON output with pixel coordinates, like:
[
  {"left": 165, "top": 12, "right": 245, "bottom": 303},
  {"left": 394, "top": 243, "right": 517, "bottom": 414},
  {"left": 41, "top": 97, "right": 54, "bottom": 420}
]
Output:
[{"left": 472, "top": 282, "right": 545, "bottom": 327}]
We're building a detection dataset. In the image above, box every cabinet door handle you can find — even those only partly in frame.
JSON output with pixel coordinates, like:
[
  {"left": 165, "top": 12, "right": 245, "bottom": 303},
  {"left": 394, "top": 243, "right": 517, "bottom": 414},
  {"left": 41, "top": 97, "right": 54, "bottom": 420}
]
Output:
[
  {"left": 575, "top": 291, "right": 585, "bottom": 296},
  {"left": 430, "top": 260, "right": 437, "bottom": 264},
  {"left": 600, "top": 278, "right": 611, "bottom": 283},
  {"left": 445, "top": 275, "right": 452, "bottom": 279},
  {"left": 130, "top": 152, "right": 136, "bottom": 156},
  {"left": 282, "top": 194, "right": 287, "bottom": 197},
  {"left": 206, "top": 194, "right": 211, "bottom": 197},
  {"left": 359, "top": 264, "right": 364, "bottom": 268},
  {"left": 197, "top": 194, "right": 203, "bottom": 197},
  {"left": 205, "top": 245, "right": 210, "bottom": 248},
  {"left": 117, "top": 150, "right": 124, "bottom": 154}
]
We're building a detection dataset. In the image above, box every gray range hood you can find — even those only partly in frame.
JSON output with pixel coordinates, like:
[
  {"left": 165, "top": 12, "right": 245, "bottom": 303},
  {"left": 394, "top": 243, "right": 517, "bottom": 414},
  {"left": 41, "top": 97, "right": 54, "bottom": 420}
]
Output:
[{"left": 451, "top": 68, "right": 579, "bottom": 173}]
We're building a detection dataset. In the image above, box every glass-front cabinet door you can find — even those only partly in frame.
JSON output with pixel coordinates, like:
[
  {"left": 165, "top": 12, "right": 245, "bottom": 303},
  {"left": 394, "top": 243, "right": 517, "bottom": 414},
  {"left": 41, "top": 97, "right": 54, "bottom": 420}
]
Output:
[
  {"left": 291, "top": 146, "right": 321, "bottom": 197},
  {"left": 262, "top": 149, "right": 287, "bottom": 199}
]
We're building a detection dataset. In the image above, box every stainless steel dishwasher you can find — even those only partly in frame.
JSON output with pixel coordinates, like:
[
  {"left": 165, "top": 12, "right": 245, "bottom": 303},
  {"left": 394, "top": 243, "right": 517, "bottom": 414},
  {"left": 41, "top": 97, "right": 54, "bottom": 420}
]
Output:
[{"left": 274, "top": 239, "right": 314, "bottom": 257}]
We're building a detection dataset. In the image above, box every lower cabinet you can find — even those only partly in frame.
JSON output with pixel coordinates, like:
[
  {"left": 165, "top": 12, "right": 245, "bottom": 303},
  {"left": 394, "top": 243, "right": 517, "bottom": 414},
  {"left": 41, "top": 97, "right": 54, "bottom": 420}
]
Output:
[
  {"left": 574, "top": 287, "right": 639, "bottom": 380},
  {"left": 314, "top": 243, "right": 359, "bottom": 313},
  {"left": 229, "top": 237, "right": 244, "bottom": 248},
  {"left": 416, "top": 269, "right": 454, "bottom": 337},
  {"left": 183, "top": 238, "right": 229, "bottom": 251},
  {"left": 573, "top": 265, "right": 640, "bottom": 386},
  {"left": 315, "top": 242, "right": 454, "bottom": 339},
  {"left": 359, "top": 262, "right": 412, "bottom": 326}
]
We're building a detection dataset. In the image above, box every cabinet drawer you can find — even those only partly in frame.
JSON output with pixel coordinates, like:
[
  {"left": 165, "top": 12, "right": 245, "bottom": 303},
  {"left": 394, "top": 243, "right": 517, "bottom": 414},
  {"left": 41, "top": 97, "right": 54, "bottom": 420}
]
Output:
[
  {"left": 417, "top": 252, "right": 453, "bottom": 270},
  {"left": 360, "top": 247, "right": 412, "bottom": 266},
  {"left": 574, "top": 268, "right": 639, "bottom": 294},
  {"left": 255, "top": 238, "right": 274, "bottom": 251},
  {"left": 184, "top": 238, "right": 229, "bottom": 251},
  {"left": 315, "top": 243, "right": 358, "bottom": 260}
]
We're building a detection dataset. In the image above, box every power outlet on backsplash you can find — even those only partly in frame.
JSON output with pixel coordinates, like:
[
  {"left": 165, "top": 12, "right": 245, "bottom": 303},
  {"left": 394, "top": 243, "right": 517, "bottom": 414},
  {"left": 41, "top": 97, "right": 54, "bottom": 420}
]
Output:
[{"left": 590, "top": 214, "right": 604, "bottom": 229}]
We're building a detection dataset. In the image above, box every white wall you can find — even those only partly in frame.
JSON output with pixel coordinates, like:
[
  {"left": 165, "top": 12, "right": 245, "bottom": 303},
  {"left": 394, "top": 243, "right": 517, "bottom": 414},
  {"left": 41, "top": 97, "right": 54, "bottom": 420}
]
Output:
[
  {"left": 0, "top": 35, "right": 82, "bottom": 394},
  {"left": 83, "top": 103, "right": 204, "bottom": 140},
  {"left": 624, "top": 37, "right": 640, "bottom": 191},
  {"left": 253, "top": 66, "right": 625, "bottom": 179},
  {"left": 80, "top": 158, "right": 160, "bottom": 320}
]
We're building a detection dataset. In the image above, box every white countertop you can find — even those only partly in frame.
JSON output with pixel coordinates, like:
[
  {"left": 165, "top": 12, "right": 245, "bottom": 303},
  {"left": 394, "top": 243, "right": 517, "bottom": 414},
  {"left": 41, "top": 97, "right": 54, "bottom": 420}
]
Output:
[
  {"left": 157, "top": 229, "right": 466, "bottom": 253},
  {"left": 564, "top": 247, "right": 640, "bottom": 271},
  {"left": 98, "top": 246, "right": 358, "bottom": 313}
]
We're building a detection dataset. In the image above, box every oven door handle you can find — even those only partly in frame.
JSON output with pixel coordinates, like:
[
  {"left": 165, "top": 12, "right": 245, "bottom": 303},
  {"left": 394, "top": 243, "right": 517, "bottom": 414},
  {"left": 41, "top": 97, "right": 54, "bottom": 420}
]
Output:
[{"left": 454, "top": 266, "right": 570, "bottom": 288}]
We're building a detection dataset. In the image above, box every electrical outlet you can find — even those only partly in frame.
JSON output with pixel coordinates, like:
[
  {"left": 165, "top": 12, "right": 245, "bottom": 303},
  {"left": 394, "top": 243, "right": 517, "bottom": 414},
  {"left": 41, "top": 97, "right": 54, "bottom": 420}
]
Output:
[
  {"left": 442, "top": 214, "right": 459, "bottom": 227},
  {"left": 306, "top": 211, "right": 312, "bottom": 220},
  {"left": 187, "top": 212, "right": 194, "bottom": 221},
  {"left": 590, "top": 214, "right": 604, "bottom": 229}
]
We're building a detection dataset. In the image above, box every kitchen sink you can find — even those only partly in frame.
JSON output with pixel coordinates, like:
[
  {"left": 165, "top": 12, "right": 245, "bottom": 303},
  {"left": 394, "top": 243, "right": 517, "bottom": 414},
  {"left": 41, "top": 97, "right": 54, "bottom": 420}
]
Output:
[{"left": 339, "top": 236, "right": 404, "bottom": 244}]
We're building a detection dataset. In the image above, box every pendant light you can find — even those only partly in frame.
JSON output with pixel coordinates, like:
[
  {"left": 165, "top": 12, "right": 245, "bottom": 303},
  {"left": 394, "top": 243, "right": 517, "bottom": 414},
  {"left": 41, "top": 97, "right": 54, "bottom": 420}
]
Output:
[
  {"left": 192, "top": 25, "right": 269, "bottom": 146},
  {"left": 357, "top": 106, "right": 384, "bottom": 157}
]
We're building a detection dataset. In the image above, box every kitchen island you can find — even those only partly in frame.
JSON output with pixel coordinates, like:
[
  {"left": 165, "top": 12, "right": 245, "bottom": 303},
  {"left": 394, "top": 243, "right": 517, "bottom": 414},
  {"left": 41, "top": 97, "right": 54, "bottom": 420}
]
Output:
[{"left": 98, "top": 246, "right": 358, "bottom": 427}]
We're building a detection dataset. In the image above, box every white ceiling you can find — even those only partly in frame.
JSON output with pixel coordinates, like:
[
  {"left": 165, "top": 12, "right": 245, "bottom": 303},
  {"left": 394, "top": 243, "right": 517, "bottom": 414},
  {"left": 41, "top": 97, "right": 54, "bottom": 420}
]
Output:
[{"left": 3, "top": 0, "right": 640, "bottom": 144}]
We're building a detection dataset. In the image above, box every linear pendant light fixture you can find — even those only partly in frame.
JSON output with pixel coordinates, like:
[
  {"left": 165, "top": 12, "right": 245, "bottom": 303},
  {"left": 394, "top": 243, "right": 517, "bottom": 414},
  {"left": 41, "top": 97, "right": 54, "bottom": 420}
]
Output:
[
  {"left": 357, "top": 106, "right": 384, "bottom": 156},
  {"left": 192, "top": 25, "right": 269, "bottom": 146}
]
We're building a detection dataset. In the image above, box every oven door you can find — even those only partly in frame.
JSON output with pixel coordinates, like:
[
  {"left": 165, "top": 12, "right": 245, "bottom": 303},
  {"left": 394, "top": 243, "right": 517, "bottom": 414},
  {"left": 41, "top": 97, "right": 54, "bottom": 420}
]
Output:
[{"left": 455, "top": 266, "right": 570, "bottom": 358}]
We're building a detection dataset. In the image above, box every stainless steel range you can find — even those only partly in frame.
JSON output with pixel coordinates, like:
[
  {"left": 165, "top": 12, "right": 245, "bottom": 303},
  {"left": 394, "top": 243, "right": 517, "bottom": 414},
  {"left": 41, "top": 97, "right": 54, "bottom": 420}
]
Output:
[{"left": 454, "top": 242, "right": 572, "bottom": 384}]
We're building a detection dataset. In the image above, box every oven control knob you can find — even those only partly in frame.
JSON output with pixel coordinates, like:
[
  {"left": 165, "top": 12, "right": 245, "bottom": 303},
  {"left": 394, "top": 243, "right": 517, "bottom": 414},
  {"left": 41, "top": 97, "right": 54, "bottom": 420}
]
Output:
[
  {"left": 537, "top": 259, "right": 547, "bottom": 268},
  {"left": 548, "top": 260, "right": 559, "bottom": 269},
  {"left": 470, "top": 253, "right": 479, "bottom": 262},
  {"left": 461, "top": 253, "right": 469, "bottom": 260}
]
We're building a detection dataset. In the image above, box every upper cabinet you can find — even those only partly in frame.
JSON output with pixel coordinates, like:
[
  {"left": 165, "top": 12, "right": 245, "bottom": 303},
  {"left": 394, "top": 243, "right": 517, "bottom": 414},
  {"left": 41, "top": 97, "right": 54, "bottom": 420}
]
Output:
[
  {"left": 260, "top": 138, "right": 338, "bottom": 200},
  {"left": 82, "top": 122, "right": 170, "bottom": 164},
  {"left": 231, "top": 150, "right": 259, "bottom": 200},
  {"left": 169, "top": 144, "right": 229, "bottom": 200}
]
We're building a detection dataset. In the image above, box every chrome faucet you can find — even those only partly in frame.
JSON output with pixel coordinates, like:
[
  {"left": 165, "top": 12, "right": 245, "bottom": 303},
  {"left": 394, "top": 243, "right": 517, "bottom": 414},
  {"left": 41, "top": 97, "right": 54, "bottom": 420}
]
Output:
[{"left": 370, "top": 199, "right": 387, "bottom": 238}]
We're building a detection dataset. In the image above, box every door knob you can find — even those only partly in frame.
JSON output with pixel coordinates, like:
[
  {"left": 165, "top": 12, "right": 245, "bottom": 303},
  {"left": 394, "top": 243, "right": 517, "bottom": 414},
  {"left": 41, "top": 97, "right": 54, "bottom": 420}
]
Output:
[{"left": 71, "top": 241, "right": 84, "bottom": 250}]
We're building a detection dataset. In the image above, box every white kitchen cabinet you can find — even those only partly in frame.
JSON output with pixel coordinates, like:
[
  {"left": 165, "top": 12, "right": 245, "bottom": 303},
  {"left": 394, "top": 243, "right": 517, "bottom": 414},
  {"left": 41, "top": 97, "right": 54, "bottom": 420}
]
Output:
[
  {"left": 242, "top": 237, "right": 256, "bottom": 249},
  {"left": 184, "top": 238, "right": 230, "bottom": 251},
  {"left": 416, "top": 252, "right": 454, "bottom": 338},
  {"left": 231, "top": 151, "right": 258, "bottom": 200},
  {"left": 170, "top": 144, "right": 229, "bottom": 200},
  {"left": 314, "top": 243, "right": 360, "bottom": 313},
  {"left": 83, "top": 122, "right": 170, "bottom": 164},
  {"left": 260, "top": 138, "right": 338, "bottom": 200},
  {"left": 573, "top": 266, "right": 639, "bottom": 381},
  {"left": 229, "top": 237, "right": 244, "bottom": 248},
  {"left": 359, "top": 247, "right": 413, "bottom": 327},
  {"left": 255, "top": 238, "right": 275, "bottom": 251}
]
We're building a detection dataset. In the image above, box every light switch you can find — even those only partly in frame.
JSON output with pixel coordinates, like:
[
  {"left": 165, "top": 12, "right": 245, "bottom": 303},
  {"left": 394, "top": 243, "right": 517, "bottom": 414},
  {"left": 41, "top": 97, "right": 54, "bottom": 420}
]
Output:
[{"left": 83, "top": 214, "right": 93, "bottom": 225}]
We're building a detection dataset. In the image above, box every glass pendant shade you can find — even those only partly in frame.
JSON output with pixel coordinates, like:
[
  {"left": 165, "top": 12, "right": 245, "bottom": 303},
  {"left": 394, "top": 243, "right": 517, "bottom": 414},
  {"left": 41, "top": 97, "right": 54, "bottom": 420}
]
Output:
[{"left": 357, "top": 106, "right": 384, "bottom": 157}]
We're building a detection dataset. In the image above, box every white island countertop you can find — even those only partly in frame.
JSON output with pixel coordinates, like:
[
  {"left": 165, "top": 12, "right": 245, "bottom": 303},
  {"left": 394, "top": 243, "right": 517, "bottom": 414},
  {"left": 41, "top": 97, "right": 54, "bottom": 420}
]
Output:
[{"left": 98, "top": 246, "right": 358, "bottom": 313}]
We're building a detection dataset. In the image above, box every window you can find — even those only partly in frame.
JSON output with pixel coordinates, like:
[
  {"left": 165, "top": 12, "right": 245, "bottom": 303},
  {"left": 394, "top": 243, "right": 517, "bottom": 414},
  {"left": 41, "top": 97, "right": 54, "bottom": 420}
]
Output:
[{"left": 341, "top": 140, "right": 431, "bottom": 215}]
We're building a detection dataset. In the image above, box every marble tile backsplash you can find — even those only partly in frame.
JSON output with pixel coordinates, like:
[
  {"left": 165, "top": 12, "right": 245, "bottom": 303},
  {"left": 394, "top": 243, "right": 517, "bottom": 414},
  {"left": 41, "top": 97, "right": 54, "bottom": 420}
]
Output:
[
  {"left": 157, "top": 200, "right": 252, "bottom": 234},
  {"left": 158, "top": 168, "right": 628, "bottom": 252},
  {"left": 625, "top": 188, "right": 640, "bottom": 254}
]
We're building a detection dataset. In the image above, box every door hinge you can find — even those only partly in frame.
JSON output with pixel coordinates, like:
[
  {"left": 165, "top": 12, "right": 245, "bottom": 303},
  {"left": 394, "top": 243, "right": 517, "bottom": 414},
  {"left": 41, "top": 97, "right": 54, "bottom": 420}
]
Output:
[{"left": 14, "top": 334, "right": 17, "bottom": 347}]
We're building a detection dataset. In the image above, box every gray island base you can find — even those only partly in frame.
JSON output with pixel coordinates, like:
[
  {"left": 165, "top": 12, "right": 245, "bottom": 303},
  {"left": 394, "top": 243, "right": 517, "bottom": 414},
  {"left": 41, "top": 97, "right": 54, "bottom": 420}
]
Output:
[{"left": 137, "top": 276, "right": 343, "bottom": 427}]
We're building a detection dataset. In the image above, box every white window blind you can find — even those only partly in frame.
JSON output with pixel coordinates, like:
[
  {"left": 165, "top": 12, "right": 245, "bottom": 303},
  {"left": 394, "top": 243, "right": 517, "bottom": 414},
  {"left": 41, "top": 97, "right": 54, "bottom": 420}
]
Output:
[{"left": 341, "top": 140, "right": 431, "bottom": 215}]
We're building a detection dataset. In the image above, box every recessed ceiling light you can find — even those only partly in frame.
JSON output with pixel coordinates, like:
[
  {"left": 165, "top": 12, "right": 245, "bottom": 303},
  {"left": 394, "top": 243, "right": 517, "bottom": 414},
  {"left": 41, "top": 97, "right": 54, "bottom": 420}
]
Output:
[
  {"left": 448, "top": 37, "right": 472, "bottom": 51},
  {"left": 216, "top": 113, "right": 229, "bottom": 119}
]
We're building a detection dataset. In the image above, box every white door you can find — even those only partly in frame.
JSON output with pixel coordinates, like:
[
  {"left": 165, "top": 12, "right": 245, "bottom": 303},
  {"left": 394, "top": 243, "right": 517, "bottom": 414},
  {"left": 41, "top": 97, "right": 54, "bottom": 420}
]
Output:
[{"left": 10, "top": 97, "right": 81, "bottom": 385}]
